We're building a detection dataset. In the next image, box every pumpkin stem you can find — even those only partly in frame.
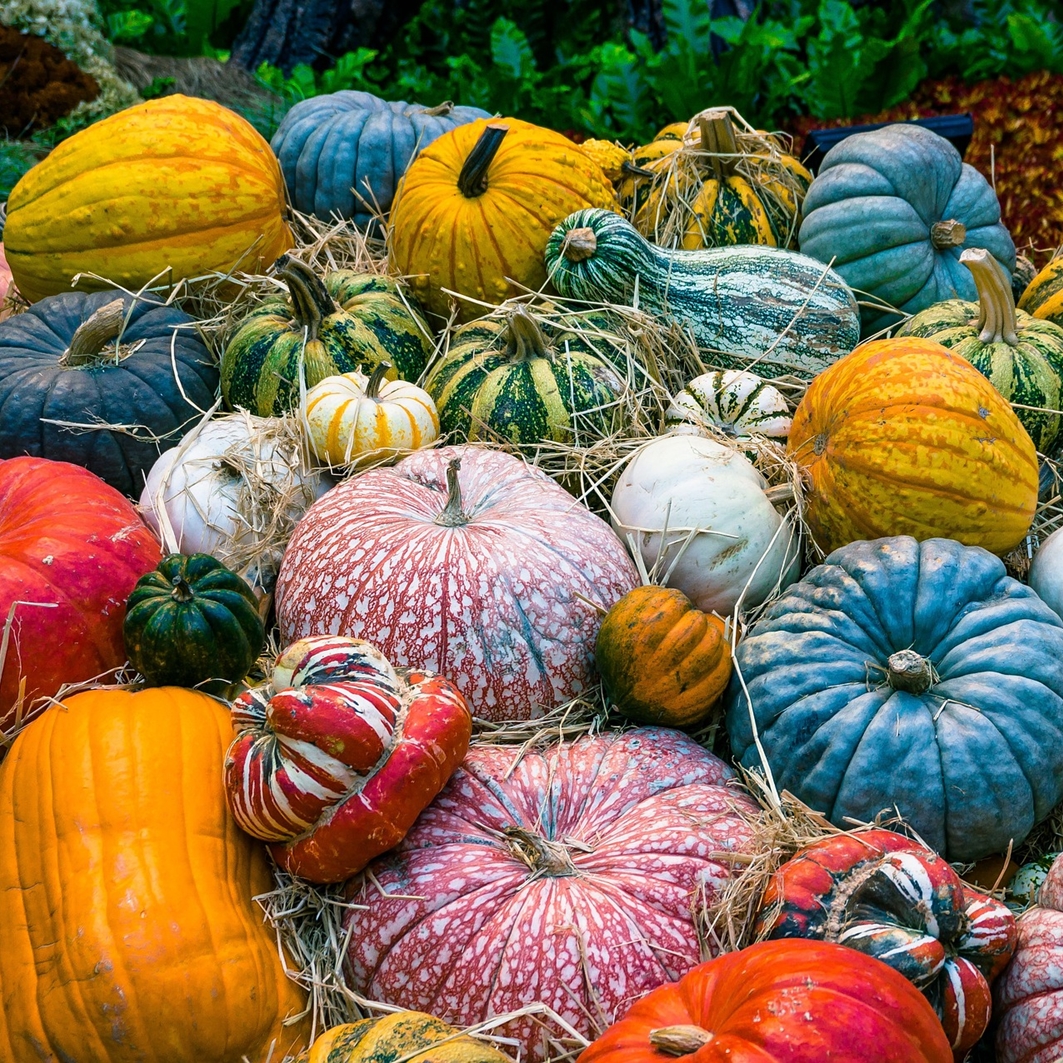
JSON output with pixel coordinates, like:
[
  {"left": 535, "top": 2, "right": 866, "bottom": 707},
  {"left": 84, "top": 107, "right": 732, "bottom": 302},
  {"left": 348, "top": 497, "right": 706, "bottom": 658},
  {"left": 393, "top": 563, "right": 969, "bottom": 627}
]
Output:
[
  {"left": 276, "top": 254, "right": 337, "bottom": 343},
  {"left": 60, "top": 298, "right": 127, "bottom": 366},
  {"left": 960, "top": 247, "right": 1020, "bottom": 346},
  {"left": 764, "top": 484, "right": 794, "bottom": 505},
  {"left": 648, "top": 1026, "right": 716, "bottom": 1057},
  {"left": 503, "top": 826, "right": 579, "bottom": 877},
  {"left": 434, "top": 458, "right": 468, "bottom": 527},
  {"left": 931, "top": 219, "right": 967, "bottom": 250},
  {"left": 422, "top": 101, "right": 455, "bottom": 116},
  {"left": 695, "top": 108, "right": 739, "bottom": 183},
  {"left": 457, "top": 124, "right": 509, "bottom": 198},
  {"left": 561, "top": 227, "right": 598, "bottom": 263},
  {"left": 886, "top": 649, "right": 935, "bottom": 694},
  {"left": 505, "top": 307, "right": 551, "bottom": 362},
  {"left": 365, "top": 361, "right": 392, "bottom": 400},
  {"left": 170, "top": 575, "right": 195, "bottom": 604}
]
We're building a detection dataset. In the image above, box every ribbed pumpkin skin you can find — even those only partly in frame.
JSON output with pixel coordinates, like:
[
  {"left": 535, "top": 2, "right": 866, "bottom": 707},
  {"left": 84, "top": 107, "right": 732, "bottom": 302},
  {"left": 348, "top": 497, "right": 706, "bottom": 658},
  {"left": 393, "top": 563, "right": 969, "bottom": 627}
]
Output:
[
  {"left": 579, "top": 939, "right": 952, "bottom": 1063},
  {"left": 1018, "top": 256, "right": 1063, "bottom": 328},
  {"left": 389, "top": 118, "right": 618, "bottom": 322},
  {"left": 4, "top": 95, "right": 293, "bottom": 303},
  {"left": 788, "top": 337, "right": 1038, "bottom": 555},
  {"left": 0, "top": 687, "right": 309, "bottom": 1062},
  {"left": 664, "top": 369, "right": 792, "bottom": 442}
]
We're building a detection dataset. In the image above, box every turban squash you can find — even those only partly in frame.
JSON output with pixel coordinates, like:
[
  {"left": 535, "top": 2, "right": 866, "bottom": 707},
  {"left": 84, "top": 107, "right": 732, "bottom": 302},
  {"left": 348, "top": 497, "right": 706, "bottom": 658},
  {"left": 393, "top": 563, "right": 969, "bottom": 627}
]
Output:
[{"left": 1019, "top": 255, "right": 1063, "bottom": 328}]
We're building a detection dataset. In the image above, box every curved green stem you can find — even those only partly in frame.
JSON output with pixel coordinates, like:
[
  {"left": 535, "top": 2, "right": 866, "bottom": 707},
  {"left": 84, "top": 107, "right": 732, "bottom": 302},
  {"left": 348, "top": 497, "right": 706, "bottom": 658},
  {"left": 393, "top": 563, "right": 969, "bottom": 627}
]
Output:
[
  {"left": 276, "top": 254, "right": 337, "bottom": 343},
  {"left": 434, "top": 458, "right": 468, "bottom": 527}
]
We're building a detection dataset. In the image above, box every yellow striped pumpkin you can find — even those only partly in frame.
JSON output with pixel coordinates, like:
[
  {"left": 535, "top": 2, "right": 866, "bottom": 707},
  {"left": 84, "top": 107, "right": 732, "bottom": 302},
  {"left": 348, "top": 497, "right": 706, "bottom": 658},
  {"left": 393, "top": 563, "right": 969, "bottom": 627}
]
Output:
[
  {"left": 4, "top": 95, "right": 292, "bottom": 302},
  {"left": 787, "top": 337, "right": 1038, "bottom": 556},
  {"left": 1019, "top": 256, "right": 1063, "bottom": 329}
]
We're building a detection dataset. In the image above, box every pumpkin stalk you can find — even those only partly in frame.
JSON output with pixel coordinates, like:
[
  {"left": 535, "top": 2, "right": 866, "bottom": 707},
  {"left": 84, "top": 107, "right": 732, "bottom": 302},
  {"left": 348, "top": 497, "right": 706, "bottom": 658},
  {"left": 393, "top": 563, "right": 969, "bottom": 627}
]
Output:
[
  {"left": 366, "top": 361, "right": 392, "bottom": 400},
  {"left": 560, "top": 227, "right": 598, "bottom": 263},
  {"left": 422, "top": 101, "right": 455, "bottom": 116},
  {"left": 60, "top": 299, "right": 127, "bottom": 366},
  {"left": 695, "top": 109, "right": 739, "bottom": 183},
  {"left": 648, "top": 1026, "right": 716, "bottom": 1056},
  {"left": 960, "top": 247, "right": 1020, "bottom": 346},
  {"left": 276, "top": 254, "right": 337, "bottom": 343},
  {"left": 505, "top": 308, "right": 551, "bottom": 362},
  {"left": 170, "top": 575, "right": 196, "bottom": 604},
  {"left": 886, "top": 649, "right": 935, "bottom": 694},
  {"left": 434, "top": 458, "right": 468, "bottom": 527},
  {"left": 458, "top": 124, "right": 509, "bottom": 198},
  {"left": 503, "top": 826, "right": 578, "bottom": 877},
  {"left": 931, "top": 219, "right": 967, "bottom": 250}
]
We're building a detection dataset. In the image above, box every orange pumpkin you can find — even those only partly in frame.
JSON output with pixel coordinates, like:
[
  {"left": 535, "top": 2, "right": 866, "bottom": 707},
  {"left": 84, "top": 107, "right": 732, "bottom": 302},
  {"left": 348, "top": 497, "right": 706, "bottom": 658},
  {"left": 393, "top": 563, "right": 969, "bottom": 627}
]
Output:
[
  {"left": 0, "top": 687, "right": 309, "bottom": 1062},
  {"left": 595, "top": 585, "right": 731, "bottom": 728},
  {"left": 787, "top": 337, "right": 1038, "bottom": 555}
]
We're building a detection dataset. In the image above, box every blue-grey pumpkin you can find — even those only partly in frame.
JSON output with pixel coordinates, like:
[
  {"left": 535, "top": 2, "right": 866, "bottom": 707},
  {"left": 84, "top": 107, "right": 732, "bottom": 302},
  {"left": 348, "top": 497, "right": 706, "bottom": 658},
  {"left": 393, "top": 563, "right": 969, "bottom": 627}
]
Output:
[
  {"left": 798, "top": 124, "right": 1016, "bottom": 334},
  {"left": 724, "top": 535, "right": 1063, "bottom": 863},
  {"left": 271, "top": 91, "right": 491, "bottom": 228}
]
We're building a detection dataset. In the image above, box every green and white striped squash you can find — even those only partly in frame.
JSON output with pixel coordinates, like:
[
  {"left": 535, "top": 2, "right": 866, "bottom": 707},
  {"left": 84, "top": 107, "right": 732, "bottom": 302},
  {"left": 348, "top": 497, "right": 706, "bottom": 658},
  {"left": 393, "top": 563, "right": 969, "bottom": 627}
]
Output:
[
  {"left": 545, "top": 208, "right": 859, "bottom": 380},
  {"left": 665, "top": 370, "right": 791, "bottom": 442},
  {"left": 424, "top": 304, "right": 625, "bottom": 446},
  {"left": 897, "top": 247, "right": 1063, "bottom": 454},
  {"left": 221, "top": 257, "right": 433, "bottom": 416}
]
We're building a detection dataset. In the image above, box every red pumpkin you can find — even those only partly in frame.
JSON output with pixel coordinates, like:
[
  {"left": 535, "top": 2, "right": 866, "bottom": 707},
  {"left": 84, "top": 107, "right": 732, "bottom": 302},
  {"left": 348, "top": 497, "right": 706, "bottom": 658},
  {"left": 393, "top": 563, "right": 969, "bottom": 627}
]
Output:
[
  {"left": 995, "top": 852, "right": 1063, "bottom": 1063},
  {"left": 224, "top": 635, "right": 473, "bottom": 884},
  {"left": 756, "top": 829, "right": 1015, "bottom": 1059},
  {"left": 0, "top": 456, "right": 161, "bottom": 735},
  {"left": 276, "top": 445, "right": 639, "bottom": 721},
  {"left": 579, "top": 938, "right": 952, "bottom": 1063},
  {"left": 343, "top": 728, "right": 759, "bottom": 1062}
]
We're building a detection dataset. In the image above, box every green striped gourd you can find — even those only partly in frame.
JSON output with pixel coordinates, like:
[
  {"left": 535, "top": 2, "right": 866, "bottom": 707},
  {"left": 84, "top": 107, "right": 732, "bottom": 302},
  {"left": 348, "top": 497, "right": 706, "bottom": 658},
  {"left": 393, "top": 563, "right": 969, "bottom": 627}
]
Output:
[
  {"left": 898, "top": 247, "right": 1063, "bottom": 454},
  {"left": 424, "top": 304, "right": 625, "bottom": 445},
  {"left": 665, "top": 370, "right": 792, "bottom": 442},
  {"left": 221, "top": 257, "right": 432, "bottom": 416},
  {"left": 545, "top": 208, "right": 859, "bottom": 380}
]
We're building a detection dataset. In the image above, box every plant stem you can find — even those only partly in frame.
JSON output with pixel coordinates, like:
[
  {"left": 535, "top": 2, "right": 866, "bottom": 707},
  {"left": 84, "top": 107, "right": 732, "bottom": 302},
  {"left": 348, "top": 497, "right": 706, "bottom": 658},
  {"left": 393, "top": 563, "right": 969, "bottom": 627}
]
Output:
[
  {"left": 505, "top": 307, "right": 550, "bottom": 362},
  {"left": 60, "top": 299, "right": 127, "bottom": 366},
  {"left": 434, "top": 458, "right": 468, "bottom": 526},
  {"left": 458, "top": 124, "right": 509, "bottom": 198},
  {"left": 365, "top": 361, "right": 392, "bottom": 399},
  {"left": 960, "top": 247, "right": 1020, "bottom": 345},
  {"left": 276, "top": 254, "right": 337, "bottom": 343}
]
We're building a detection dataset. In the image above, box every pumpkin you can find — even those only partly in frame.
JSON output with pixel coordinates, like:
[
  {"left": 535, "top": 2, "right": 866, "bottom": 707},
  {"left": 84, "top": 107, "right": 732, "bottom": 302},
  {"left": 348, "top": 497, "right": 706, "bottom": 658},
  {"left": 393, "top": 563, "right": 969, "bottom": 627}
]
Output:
[
  {"left": 578, "top": 939, "right": 952, "bottom": 1063},
  {"left": 275, "top": 445, "right": 638, "bottom": 721},
  {"left": 0, "top": 242, "right": 14, "bottom": 319},
  {"left": 224, "top": 634, "right": 472, "bottom": 884},
  {"left": 4, "top": 95, "right": 293, "bottom": 303},
  {"left": 1018, "top": 255, "right": 1063, "bottom": 328},
  {"left": 124, "top": 553, "right": 264, "bottom": 691},
  {"left": 995, "top": 852, "right": 1063, "bottom": 1063},
  {"left": 139, "top": 412, "right": 332, "bottom": 594},
  {"left": 757, "top": 829, "right": 1016, "bottom": 1057},
  {"left": 610, "top": 435, "right": 800, "bottom": 616},
  {"left": 897, "top": 247, "right": 1063, "bottom": 454},
  {"left": 222, "top": 256, "right": 431, "bottom": 416},
  {"left": 1030, "top": 527, "right": 1063, "bottom": 619},
  {"left": 723, "top": 535, "right": 1063, "bottom": 863},
  {"left": 271, "top": 91, "right": 490, "bottom": 228},
  {"left": 304, "top": 362, "right": 439, "bottom": 467},
  {"left": 0, "top": 686, "right": 309, "bottom": 1061},
  {"left": 0, "top": 290, "right": 218, "bottom": 497},
  {"left": 787, "top": 337, "right": 1039, "bottom": 556},
  {"left": 595, "top": 585, "right": 731, "bottom": 728},
  {"left": 424, "top": 303, "right": 626, "bottom": 446},
  {"left": 296, "top": 1012, "right": 513, "bottom": 1063},
  {"left": 1010, "top": 852, "right": 1062, "bottom": 908},
  {"left": 343, "top": 728, "right": 760, "bottom": 1062},
  {"left": 389, "top": 118, "right": 618, "bottom": 322},
  {"left": 578, "top": 138, "right": 632, "bottom": 183},
  {"left": 0, "top": 456, "right": 161, "bottom": 736},
  {"left": 798, "top": 122, "right": 1016, "bottom": 333},
  {"left": 664, "top": 369, "right": 791, "bottom": 443}
]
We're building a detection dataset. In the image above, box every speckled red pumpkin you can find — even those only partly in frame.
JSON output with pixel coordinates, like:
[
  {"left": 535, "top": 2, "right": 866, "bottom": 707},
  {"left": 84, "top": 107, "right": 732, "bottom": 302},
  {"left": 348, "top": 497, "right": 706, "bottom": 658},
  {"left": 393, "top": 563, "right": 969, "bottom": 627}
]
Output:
[{"left": 342, "top": 728, "right": 759, "bottom": 1061}]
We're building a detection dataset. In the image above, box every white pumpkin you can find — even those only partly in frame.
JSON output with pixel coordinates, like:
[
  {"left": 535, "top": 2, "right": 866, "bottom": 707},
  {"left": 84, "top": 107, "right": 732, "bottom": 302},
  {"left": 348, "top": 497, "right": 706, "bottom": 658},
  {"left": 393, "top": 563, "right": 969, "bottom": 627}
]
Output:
[
  {"left": 664, "top": 370, "right": 792, "bottom": 442},
  {"left": 1030, "top": 527, "right": 1063, "bottom": 618},
  {"left": 139, "top": 412, "right": 332, "bottom": 591},
  {"left": 610, "top": 434, "right": 800, "bottom": 614}
]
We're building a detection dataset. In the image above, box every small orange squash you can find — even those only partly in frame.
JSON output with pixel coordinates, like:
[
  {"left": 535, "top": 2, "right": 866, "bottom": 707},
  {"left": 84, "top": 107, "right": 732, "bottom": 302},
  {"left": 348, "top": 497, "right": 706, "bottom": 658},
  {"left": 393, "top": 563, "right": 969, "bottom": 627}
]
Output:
[
  {"left": 0, "top": 686, "right": 309, "bottom": 1062},
  {"left": 595, "top": 585, "right": 731, "bottom": 729},
  {"left": 787, "top": 337, "right": 1038, "bottom": 556}
]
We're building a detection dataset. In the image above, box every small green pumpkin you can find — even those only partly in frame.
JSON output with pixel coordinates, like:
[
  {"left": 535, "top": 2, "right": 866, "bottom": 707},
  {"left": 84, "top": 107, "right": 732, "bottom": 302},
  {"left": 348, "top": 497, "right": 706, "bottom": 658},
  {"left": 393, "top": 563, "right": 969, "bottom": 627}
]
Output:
[
  {"left": 897, "top": 247, "right": 1063, "bottom": 453},
  {"left": 124, "top": 553, "right": 265, "bottom": 690},
  {"left": 221, "top": 256, "right": 432, "bottom": 416}
]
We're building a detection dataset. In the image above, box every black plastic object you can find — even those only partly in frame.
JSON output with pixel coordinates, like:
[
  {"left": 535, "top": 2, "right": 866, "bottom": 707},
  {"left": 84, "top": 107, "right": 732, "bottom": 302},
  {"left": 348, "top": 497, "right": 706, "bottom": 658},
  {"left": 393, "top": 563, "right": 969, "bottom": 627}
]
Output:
[{"left": 800, "top": 113, "right": 975, "bottom": 174}]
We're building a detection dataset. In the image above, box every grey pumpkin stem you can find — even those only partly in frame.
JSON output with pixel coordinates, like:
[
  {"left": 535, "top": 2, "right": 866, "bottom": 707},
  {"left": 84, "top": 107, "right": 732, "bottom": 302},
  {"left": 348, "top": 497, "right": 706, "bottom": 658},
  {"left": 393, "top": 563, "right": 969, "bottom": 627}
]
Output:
[
  {"left": 931, "top": 219, "right": 967, "bottom": 250},
  {"left": 505, "top": 307, "right": 551, "bottom": 362},
  {"left": 170, "top": 575, "right": 195, "bottom": 604},
  {"left": 960, "top": 247, "right": 1020, "bottom": 346},
  {"left": 648, "top": 1026, "right": 715, "bottom": 1057},
  {"left": 561, "top": 226, "right": 598, "bottom": 263},
  {"left": 434, "top": 458, "right": 468, "bottom": 527},
  {"left": 886, "top": 649, "right": 934, "bottom": 694},
  {"left": 276, "top": 254, "right": 337, "bottom": 343},
  {"left": 422, "top": 101, "right": 455, "bottom": 117},
  {"left": 61, "top": 298, "right": 127, "bottom": 367},
  {"left": 696, "top": 108, "right": 740, "bottom": 183}
]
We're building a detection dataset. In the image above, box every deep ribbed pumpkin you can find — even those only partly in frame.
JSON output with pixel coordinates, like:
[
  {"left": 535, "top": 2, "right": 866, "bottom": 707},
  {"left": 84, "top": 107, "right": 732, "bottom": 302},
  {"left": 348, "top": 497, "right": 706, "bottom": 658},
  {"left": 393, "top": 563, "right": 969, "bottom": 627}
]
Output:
[
  {"left": 388, "top": 118, "right": 617, "bottom": 322},
  {"left": 0, "top": 686, "right": 309, "bottom": 1062},
  {"left": 1018, "top": 255, "right": 1063, "bottom": 328},
  {"left": 3, "top": 95, "right": 292, "bottom": 303},
  {"left": 787, "top": 337, "right": 1038, "bottom": 555}
]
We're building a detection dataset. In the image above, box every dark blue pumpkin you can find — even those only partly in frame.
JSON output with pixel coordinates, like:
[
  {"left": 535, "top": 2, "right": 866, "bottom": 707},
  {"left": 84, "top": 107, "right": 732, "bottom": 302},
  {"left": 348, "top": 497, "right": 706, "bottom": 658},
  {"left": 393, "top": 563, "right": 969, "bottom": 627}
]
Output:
[
  {"left": 271, "top": 91, "right": 490, "bottom": 228},
  {"left": 724, "top": 536, "right": 1063, "bottom": 862}
]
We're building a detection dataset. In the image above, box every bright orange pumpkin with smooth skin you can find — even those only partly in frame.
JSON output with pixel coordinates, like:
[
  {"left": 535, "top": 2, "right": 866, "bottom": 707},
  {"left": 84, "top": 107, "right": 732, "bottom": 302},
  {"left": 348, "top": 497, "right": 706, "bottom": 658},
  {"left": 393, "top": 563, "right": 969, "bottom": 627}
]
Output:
[
  {"left": 0, "top": 686, "right": 310, "bottom": 1062},
  {"left": 595, "top": 585, "right": 731, "bottom": 728},
  {"left": 579, "top": 939, "right": 952, "bottom": 1063},
  {"left": 787, "top": 337, "right": 1038, "bottom": 556}
]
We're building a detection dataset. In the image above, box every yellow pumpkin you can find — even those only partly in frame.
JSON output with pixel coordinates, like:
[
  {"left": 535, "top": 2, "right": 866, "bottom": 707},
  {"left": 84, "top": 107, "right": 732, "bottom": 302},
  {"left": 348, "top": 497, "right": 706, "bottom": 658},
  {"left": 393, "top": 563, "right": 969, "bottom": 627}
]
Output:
[
  {"left": 303, "top": 362, "right": 440, "bottom": 467},
  {"left": 787, "top": 337, "right": 1038, "bottom": 556},
  {"left": 388, "top": 117, "right": 618, "bottom": 323},
  {"left": 4, "top": 94, "right": 293, "bottom": 302},
  {"left": 1018, "top": 255, "right": 1063, "bottom": 328},
  {"left": 0, "top": 686, "right": 310, "bottom": 1062}
]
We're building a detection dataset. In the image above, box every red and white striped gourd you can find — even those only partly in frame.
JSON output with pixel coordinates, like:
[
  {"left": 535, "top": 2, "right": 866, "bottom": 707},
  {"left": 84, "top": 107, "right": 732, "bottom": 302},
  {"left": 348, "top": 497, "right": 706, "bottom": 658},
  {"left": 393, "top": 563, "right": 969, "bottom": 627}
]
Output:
[
  {"left": 343, "top": 728, "right": 759, "bottom": 1061},
  {"left": 664, "top": 369, "right": 792, "bottom": 442},
  {"left": 275, "top": 445, "right": 639, "bottom": 721},
  {"left": 224, "top": 635, "right": 472, "bottom": 883}
]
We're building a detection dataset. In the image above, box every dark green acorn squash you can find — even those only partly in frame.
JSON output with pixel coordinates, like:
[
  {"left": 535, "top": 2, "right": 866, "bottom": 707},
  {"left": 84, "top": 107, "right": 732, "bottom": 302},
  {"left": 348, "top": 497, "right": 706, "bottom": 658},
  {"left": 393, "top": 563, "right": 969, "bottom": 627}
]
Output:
[
  {"left": 723, "top": 535, "right": 1063, "bottom": 863},
  {"left": 124, "top": 553, "right": 265, "bottom": 690},
  {"left": 0, "top": 290, "right": 217, "bottom": 498}
]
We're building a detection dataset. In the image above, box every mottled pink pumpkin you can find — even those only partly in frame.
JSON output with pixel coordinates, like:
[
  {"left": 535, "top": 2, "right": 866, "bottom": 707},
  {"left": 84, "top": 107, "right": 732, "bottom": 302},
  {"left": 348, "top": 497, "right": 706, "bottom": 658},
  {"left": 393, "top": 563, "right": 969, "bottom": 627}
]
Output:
[
  {"left": 275, "top": 445, "right": 639, "bottom": 721},
  {"left": 996, "top": 853, "right": 1063, "bottom": 1063},
  {"left": 342, "top": 728, "right": 760, "bottom": 1061}
]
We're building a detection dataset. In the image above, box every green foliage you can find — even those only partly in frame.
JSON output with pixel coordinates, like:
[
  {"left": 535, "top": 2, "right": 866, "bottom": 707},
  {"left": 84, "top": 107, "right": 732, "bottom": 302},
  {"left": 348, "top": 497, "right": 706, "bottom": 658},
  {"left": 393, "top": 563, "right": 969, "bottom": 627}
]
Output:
[
  {"left": 97, "top": 0, "right": 249, "bottom": 55},
  {"left": 0, "top": 139, "right": 45, "bottom": 200}
]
